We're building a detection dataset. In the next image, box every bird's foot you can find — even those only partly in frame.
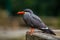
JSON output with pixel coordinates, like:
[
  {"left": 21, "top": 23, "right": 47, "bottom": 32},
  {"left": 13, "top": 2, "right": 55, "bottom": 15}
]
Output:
[{"left": 27, "top": 27, "right": 34, "bottom": 35}]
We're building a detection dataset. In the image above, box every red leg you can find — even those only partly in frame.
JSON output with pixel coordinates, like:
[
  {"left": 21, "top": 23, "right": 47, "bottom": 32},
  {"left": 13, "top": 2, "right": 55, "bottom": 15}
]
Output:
[
  {"left": 30, "top": 27, "right": 34, "bottom": 33},
  {"left": 28, "top": 27, "right": 34, "bottom": 35}
]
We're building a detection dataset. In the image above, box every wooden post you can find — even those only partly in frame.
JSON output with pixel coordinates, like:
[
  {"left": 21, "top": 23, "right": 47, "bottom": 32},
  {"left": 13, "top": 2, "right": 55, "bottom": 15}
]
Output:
[{"left": 26, "top": 31, "right": 60, "bottom": 40}]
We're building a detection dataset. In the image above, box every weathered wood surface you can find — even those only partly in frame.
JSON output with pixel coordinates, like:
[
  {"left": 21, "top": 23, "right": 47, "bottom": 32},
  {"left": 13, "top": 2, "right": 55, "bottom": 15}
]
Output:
[
  {"left": 0, "top": 29, "right": 60, "bottom": 40},
  {"left": 26, "top": 31, "right": 60, "bottom": 40}
]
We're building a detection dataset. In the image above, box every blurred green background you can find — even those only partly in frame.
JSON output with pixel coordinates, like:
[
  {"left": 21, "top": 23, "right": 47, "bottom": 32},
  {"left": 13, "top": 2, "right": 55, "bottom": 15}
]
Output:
[
  {"left": 0, "top": 0, "right": 60, "bottom": 16},
  {"left": 0, "top": 0, "right": 60, "bottom": 29}
]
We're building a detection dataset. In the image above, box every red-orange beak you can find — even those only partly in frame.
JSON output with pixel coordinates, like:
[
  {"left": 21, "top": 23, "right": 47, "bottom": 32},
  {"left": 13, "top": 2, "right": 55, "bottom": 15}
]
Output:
[{"left": 17, "top": 11, "right": 25, "bottom": 15}]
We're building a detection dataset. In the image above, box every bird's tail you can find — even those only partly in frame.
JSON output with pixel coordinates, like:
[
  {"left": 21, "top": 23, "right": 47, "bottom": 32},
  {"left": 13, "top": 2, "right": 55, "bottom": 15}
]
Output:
[{"left": 41, "top": 29, "right": 56, "bottom": 35}]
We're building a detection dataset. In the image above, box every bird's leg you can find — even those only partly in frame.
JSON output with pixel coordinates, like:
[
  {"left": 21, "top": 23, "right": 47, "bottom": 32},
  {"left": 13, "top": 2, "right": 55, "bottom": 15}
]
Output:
[
  {"left": 30, "top": 27, "right": 34, "bottom": 33},
  {"left": 28, "top": 27, "right": 34, "bottom": 35}
]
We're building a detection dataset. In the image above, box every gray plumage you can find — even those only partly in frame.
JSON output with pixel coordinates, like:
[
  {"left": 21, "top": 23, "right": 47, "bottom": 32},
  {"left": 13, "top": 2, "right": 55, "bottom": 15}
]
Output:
[{"left": 23, "top": 9, "right": 56, "bottom": 35}]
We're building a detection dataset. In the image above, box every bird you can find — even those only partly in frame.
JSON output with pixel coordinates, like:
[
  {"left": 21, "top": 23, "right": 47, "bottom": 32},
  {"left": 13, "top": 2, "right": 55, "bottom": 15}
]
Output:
[{"left": 17, "top": 9, "right": 56, "bottom": 35}]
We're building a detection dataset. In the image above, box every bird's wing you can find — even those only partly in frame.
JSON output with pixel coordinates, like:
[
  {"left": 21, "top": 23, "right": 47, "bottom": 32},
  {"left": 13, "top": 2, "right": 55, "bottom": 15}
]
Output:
[{"left": 30, "top": 14, "right": 48, "bottom": 29}]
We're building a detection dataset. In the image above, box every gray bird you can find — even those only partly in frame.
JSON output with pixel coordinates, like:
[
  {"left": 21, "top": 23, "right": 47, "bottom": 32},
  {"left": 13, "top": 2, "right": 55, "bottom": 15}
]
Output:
[{"left": 17, "top": 9, "right": 56, "bottom": 35}]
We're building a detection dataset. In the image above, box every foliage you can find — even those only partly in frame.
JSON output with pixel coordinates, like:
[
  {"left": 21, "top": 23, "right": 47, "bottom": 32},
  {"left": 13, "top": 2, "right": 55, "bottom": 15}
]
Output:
[{"left": 0, "top": 0, "right": 60, "bottom": 16}]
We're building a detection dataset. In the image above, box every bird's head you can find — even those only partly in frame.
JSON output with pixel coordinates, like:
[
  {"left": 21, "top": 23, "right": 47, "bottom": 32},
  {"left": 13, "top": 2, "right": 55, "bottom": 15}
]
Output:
[{"left": 17, "top": 9, "right": 33, "bottom": 15}]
